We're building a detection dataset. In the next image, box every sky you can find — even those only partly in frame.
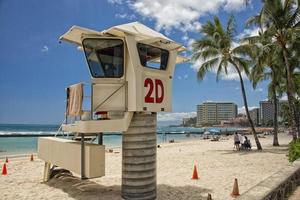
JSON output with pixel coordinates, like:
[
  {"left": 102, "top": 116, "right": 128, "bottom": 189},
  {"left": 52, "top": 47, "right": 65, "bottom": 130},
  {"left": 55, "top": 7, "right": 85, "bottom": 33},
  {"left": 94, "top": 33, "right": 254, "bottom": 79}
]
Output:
[{"left": 0, "top": 0, "right": 271, "bottom": 125}]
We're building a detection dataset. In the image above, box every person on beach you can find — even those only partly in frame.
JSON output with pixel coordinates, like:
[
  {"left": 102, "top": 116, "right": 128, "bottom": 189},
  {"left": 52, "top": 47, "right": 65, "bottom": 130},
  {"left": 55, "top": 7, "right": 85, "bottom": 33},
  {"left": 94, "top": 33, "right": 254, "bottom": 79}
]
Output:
[
  {"left": 238, "top": 133, "right": 243, "bottom": 144},
  {"left": 243, "top": 136, "right": 251, "bottom": 150},
  {"left": 234, "top": 132, "right": 240, "bottom": 150}
]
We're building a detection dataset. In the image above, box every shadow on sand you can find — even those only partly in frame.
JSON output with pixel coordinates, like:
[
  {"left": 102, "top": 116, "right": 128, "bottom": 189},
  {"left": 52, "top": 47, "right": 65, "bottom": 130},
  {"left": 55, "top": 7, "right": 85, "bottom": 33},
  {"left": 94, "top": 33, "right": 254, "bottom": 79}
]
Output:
[
  {"left": 46, "top": 170, "right": 212, "bottom": 200},
  {"left": 217, "top": 146, "right": 289, "bottom": 156}
]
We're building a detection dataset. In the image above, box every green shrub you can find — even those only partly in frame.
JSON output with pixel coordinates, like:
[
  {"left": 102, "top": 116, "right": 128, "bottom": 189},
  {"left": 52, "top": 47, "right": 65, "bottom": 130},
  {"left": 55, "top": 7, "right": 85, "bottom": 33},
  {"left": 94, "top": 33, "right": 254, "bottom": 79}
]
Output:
[{"left": 288, "top": 139, "right": 300, "bottom": 162}]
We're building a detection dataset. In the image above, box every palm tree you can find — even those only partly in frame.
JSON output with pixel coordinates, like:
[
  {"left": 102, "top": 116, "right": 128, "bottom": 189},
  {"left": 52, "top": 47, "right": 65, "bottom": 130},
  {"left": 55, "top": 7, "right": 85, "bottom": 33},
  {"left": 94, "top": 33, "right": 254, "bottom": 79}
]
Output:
[
  {"left": 191, "top": 16, "right": 263, "bottom": 150},
  {"left": 277, "top": 71, "right": 300, "bottom": 134},
  {"left": 252, "top": 0, "right": 300, "bottom": 139},
  {"left": 243, "top": 30, "right": 283, "bottom": 146},
  {"left": 251, "top": 62, "right": 283, "bottom": 146}
]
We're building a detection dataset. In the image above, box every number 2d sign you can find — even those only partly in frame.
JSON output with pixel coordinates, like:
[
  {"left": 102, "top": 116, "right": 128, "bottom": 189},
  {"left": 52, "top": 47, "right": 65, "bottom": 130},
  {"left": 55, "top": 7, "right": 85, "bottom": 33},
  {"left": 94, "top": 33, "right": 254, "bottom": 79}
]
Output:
[{"left": 144, "top": 78, "right": 164, "bottom": 103}]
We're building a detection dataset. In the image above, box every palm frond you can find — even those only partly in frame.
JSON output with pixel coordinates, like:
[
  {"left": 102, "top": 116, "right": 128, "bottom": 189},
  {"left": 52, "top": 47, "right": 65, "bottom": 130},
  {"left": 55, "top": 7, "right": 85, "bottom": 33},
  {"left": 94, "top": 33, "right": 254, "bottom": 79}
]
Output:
[
  {"left": 231, "top": 43, "right": 257, "bottom": 58},
  {"left": 198, "top": 48, "right": 220, "bottom": 61},
  {"left": 241, "top": 35, "right": 262, "bottom": 44},
  {"left": 227, "top": 15, "right": 236, "bottom": 39},
  {"left": 192, "top": 39, "right": 219, "bottom": 52},
  {"left": 201, "top": 21, "right": 217, "bottom": 37},
  {"left": 197, "top": 57, "right": 220, "bottom": 81},
  {"left": 216, "top": 58, "right": 228, "bottom": 82},
  {"left": 232, "top": 56, "right": 251, "bottom": 76}
]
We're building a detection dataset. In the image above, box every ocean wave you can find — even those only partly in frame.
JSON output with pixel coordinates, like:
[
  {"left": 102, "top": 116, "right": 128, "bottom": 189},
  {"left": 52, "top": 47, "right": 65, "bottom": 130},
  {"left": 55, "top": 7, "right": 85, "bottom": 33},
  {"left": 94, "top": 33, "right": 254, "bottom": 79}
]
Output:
[{"left": 0, "top": 131, "right": 58, "bottom": 135}]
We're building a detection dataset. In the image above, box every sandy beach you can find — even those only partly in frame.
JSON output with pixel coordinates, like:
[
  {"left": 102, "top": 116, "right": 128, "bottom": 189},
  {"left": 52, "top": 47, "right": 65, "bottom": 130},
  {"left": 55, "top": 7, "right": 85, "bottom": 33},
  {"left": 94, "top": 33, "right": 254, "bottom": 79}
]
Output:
[{"left": 0, "top": 132, "right": 297, "bottom": 200}]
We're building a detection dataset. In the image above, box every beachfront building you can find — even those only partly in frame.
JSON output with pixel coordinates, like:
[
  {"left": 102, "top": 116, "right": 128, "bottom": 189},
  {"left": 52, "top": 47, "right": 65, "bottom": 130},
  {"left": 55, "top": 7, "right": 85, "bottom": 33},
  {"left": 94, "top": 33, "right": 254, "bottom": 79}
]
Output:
[
  {"left": 197, "top": 101, "right": 237, "bottom": 126},
  {"left": 249, "top": 107, "right": 260, "bottom": 125},
  {"left": 259, "top": 100, "right": 288, "bottom": 125},
  {"left": 260, "top": 101, "right": 274, "bottom": 125}
]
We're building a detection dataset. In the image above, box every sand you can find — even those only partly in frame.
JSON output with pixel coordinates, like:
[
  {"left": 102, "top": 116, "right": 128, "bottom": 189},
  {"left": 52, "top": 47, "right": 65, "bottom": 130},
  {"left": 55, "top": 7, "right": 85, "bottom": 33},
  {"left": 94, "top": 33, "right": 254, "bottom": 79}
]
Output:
[
  {"left": 289, "top": 186, "right": 300, "bottom": 200},
  {"left": 0, "top": 132, "right": 296, "bottom": 200}
]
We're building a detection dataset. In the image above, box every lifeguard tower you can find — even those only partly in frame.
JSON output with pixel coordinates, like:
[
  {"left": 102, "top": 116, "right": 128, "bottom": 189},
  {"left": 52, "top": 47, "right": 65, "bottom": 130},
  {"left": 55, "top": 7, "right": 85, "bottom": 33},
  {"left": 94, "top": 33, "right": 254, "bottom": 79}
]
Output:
[{"left": 38, "top": 22, "right": 187, "bottom": 200}]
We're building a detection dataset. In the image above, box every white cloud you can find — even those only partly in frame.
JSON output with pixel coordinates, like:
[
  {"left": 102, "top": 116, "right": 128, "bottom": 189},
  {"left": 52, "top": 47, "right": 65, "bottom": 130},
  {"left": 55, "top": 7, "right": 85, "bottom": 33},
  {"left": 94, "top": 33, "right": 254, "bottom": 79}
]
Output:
[
  {"left": 115, "top": 13, "right": 136, "bottom": 20},
  {"left": 158, "top": 112, "right": 197, "bottom": 122},
  {"left": 280, "top": 95, "right": 288, "bottom": 101},
  {"left": 181, "top": 34, "right": 189, "bottom": 42},
  {"left": 41, "top": 45, "right": 49, "bottom": 52},
  {"left": 279, "top": 94, "right": 299, "bottom": 101},
  {"left": 256, "top": 88, "right": 263, "bottom": 92},
  {"left": 127, "top": 0, "right": 247, "bottom": 32},
  {"left": 108, "top": 0, "right": 122, "bottom": 4},
  {"left": 238, "top": 106, "right": 258, "bottom": 114},
  {"left": 237, "top": 27, "right": 260, "bottom": 40},
  {"left": 187, "top": 38, "right": 195, "bottom": 51},
  {"left": 224, "top": 0, "right": 246, "bottom": 11},
  {"left": 177, "top": 74, "right": 189, "bottom": 80}
]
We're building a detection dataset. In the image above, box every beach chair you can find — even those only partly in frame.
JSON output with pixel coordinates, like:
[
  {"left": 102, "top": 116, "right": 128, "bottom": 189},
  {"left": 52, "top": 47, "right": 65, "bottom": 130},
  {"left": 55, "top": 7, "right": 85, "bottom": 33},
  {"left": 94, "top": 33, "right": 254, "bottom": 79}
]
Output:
[
  {"left": 211, "top": 135, "right": 220, "bottom": 141},
  {"left": 241, "top": 139, "right": 252, "bottom": 150}
]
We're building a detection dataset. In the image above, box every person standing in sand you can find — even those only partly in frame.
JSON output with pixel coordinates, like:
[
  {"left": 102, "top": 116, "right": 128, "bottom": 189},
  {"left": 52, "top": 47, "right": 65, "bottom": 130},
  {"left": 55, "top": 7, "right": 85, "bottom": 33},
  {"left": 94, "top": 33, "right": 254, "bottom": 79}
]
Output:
[{"left": 234, "top": 132, "right": 240, "bottom": 151}]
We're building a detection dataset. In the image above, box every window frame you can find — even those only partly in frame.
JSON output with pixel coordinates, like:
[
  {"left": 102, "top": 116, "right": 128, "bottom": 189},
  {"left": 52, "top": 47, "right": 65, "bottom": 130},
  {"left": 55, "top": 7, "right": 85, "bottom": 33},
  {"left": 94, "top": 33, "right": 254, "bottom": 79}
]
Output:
[
  {"left": 82, "top": 37, "right": 125, "bottom": 78},
  {"left": 136, "top": 43, "right": 169, "bottom": 71}
]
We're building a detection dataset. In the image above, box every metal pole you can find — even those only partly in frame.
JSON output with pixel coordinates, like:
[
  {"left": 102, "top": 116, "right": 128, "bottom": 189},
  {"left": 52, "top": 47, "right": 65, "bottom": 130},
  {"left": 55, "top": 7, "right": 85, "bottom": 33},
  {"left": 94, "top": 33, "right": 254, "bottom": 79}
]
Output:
[
  {"left": 98, "top": 133, "right": 103, "bottom": 145},
  {"left": 81, "top": 133, "right": 86, "bottom": 180}
]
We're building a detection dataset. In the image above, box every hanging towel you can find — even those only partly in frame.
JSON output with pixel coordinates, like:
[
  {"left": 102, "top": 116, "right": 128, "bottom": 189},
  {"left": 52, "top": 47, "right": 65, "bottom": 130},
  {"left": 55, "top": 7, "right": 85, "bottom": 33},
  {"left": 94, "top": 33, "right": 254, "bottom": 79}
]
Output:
[{"left": 66, "top": 83, "right": 83, "bottom": 117}]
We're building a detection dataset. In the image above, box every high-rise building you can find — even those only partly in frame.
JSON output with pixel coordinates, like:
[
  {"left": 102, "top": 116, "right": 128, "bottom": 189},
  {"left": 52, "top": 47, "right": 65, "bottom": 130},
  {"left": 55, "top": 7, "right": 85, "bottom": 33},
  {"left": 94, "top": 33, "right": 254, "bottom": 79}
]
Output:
[
  {"left": 259, "top": 100, "right": 288, "bottom": 125},
  {"left": 196, "top": 101, "right": 237, "bottom": 126},
  {"left": 259, "top": 101, "right": 274, "bottom": 125}
]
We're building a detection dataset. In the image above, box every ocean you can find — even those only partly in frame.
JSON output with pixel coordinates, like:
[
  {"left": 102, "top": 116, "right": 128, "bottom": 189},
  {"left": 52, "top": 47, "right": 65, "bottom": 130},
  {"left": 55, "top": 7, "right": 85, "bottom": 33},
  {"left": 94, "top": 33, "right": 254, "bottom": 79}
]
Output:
[{"left": 0, "top": 124, "right": 241, "bottom": 157}]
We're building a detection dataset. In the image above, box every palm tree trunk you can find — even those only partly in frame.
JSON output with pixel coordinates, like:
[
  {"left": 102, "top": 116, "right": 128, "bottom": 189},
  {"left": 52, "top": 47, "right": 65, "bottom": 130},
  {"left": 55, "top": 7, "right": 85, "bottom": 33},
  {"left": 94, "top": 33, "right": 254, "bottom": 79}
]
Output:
[
  {"left": 271, "top": 80, "right": 279, "bottom": 146},
  {"left": 270, "top": 66, "right": 279, "bottom": 146},
  {"left": 231, "top": 61, "right": 262, "bottom": 150},
  {"left": 282, "top": 48, "right": 298, "bottom": 140},
  {"left": 295, "top": 104, "right": 300, "bottom": 137}
]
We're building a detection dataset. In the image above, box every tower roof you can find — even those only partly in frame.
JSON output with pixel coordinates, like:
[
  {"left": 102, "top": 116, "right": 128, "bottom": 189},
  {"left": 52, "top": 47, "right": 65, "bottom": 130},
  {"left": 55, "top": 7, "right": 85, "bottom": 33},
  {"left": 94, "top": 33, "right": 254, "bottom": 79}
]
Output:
[{"left": 59, "top": 22, "right": 187, "bottom": 63}]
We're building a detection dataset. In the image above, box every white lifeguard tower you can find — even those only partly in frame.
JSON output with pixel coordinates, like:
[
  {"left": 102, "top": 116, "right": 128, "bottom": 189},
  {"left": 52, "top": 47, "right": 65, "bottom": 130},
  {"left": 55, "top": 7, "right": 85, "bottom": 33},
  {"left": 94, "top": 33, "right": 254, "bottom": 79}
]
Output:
[{"left": 38, "top": 22, "right": 187, "bottom": 200}]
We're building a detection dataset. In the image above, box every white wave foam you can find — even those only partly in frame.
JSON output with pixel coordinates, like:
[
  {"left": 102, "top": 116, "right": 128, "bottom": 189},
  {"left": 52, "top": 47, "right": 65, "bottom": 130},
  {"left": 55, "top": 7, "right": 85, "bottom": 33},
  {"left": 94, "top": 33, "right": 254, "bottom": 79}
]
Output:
[{"left": 0, "top": 131, "right": 58, "bottom": 135}]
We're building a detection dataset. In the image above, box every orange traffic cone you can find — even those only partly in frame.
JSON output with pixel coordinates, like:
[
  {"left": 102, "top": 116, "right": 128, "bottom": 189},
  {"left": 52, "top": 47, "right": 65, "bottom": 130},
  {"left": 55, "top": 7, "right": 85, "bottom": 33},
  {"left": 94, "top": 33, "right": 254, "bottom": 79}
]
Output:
[
  {"left": 191, "top": 165, "right": 199, "bottom": 180},
  {"left": 5, "top": 156, "right": 8, "bottom": 163},
  {"left": 30, "top": 154, "right": 34, "bottom": 161},
  {"left": 231, "top": 178, "right": 240, "bottom": 197},
  {"left": 207, "top": 193, "right": 212, "bottom": 200},
  {"left": 2, "top": 163, "right": 7, "bottom": 175}
]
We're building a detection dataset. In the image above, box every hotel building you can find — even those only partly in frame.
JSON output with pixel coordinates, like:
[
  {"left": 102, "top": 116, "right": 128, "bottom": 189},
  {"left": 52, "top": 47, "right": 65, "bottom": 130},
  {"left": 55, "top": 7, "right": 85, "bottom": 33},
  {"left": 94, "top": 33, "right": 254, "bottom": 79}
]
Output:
[
  {"left": 196, "top": 101, "right": 238, "bottom": 126},
  {"left": 259, "top": 100, "right": 288, "bottom": 125}
]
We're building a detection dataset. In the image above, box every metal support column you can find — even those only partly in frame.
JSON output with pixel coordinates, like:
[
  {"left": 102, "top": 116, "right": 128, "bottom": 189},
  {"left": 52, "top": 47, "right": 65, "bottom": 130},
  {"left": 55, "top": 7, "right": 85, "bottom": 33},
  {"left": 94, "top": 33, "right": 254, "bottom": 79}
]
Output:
[
  {"left": 122, "top": 112, "right": 157, "bottom": 200},
  {"left": 98, "top": 133, "right": 103, "bottom": 145},
  {"left": 81, "top": 133, "right": 86, "bottom": 180}
]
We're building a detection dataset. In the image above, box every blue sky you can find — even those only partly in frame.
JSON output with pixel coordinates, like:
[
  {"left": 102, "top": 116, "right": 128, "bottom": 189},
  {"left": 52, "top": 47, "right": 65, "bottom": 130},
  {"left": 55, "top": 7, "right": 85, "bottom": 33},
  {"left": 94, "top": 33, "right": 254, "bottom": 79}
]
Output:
[{"left": 0, "top": 0, "right": 269, "bottom": 124}]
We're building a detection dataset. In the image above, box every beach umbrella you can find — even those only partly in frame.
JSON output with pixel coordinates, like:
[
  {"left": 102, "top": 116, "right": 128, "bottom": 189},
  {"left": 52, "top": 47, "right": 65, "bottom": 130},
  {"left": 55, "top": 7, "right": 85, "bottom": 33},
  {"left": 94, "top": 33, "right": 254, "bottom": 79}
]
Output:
[
  {"left": 203, "top": 131, "right": 211, "bottom": 135},
  {"left": 208, "top": 128, "right": 221, "bottom": 135}
]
